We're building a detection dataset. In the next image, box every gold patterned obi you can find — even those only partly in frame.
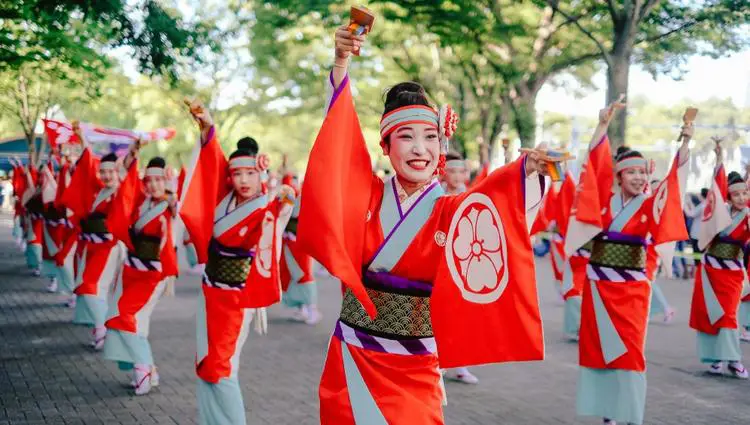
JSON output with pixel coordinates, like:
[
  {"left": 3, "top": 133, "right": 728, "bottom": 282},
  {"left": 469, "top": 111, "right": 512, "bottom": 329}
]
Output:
[
  {"left": 81, "top": 213, "right": 108, "bottom": 234},
  {"left": 130, "top": 233, "right": 160, "bottom": 261},
  {"left": 589, "top": 233, "right": 646, "bottom": 270},
  {"left": 707, "top": 238, "right": 742, "bottom": 261},
  {"left": 339, "top": 272, "right": 433, "bottom": 339},
  {"left": 204, "top": 239, "right": 253, "bottom": 288}
]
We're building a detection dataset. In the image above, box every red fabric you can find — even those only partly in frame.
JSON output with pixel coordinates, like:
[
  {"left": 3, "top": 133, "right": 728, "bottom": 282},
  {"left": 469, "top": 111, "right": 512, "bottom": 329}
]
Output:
[
  {"left": 530, "top": 185, "right": 557, "bottom": 236},
  {"left": 572, "top": 135, "right": 614, "bottom": 229},
  {"left": 690, "top": 264, "right": 744, "bottom": 334},
  {"left": 563, "top": 255, "right": 588, "bottom": 299},
  {"left": 650, "top": 154, "right": 689, "bottom": 244},
  {"left": 196, "top": 286, "right": 247, "bottom": 383},
  {"left": 554, "top": 172, "right": 576, "bottom": 237},
  {"left": 179, "top": 129, "right": 229, "bottom": 265},
  {"left": 106, "top": 162, "right": 144, "bottom": 252},
  {"left": 319, "top": 337, "right": 444, "bottom": 425},
  {"left": 58, "top": 148, "right": 102, "bottom": 220},
  {"left": 579, "top": 279, "right": 651, "bottom": 371},
  {"left": 431, "top": 157, "right": 545, "bottom": 367},
  {"left": 297, "top": 80, "right": 376, "bottom": 318},
  {"left": 177, "top": 167, "right": 187, "bottom": 200},
  {"left": 281, "top": 237, "right": 315, "bottom": 291},
  {"left": 715, "top": 164, "right": 728, "bottom": 200},
  {"left": 74, "top": 242, "right": 117, "bottom": 296},
  {"left": 241, "top": 199, "right": 284, "bottom": 308},
  {"left": 646, "top": 243, "right": 659, "bottom": 281},
  {"left": 105, "top": 265, "right": 162, "bottom": 333},
  {"left": 469, "top": 163, "right": 489, "bottom": 188}
]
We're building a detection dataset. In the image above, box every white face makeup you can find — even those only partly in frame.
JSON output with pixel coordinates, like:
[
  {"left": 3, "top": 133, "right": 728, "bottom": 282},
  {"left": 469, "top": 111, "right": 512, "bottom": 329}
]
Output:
[
  {"left": 231, "top": 167, "right": 261, "bottom": 201},
  {"left": 383, "top": 123, "right": 440, "bottom": 185}
]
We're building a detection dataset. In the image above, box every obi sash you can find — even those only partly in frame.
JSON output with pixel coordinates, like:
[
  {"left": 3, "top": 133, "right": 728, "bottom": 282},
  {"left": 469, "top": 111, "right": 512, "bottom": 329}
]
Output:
[
  {"left": 335, "top": 178, "right": 443, "bottom": 356},
  {"left": 203, "top": 239, "right": 254, "bottom": 290},
  {"left": 587, "top": 232, "right": 647, "bottom": 282},
  {"left": 336, "top": 272, "right": 436, "bottom": 356},
  {"left": 80, "top": 212, "right": 113, "bottom": 243}
]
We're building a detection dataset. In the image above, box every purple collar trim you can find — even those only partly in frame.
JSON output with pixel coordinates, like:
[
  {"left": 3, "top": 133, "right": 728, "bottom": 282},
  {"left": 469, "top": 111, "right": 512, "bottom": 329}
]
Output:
[{"left": 327, "top": 72, "right": 350, "bottom": 113}]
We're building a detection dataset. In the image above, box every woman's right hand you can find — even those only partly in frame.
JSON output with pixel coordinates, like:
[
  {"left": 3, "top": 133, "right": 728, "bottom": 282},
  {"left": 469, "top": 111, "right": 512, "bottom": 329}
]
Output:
[
  {"left": 335, "top": 25, "right": 365, "bottom": 61},
  {"left": 185, "top": 98, "right": 213, "bottom": 132}
]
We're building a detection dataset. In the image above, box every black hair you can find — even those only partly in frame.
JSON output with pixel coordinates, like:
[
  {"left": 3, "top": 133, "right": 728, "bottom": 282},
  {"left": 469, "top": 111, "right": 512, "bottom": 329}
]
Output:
[
  {"left": 700, "top": 188, "right": 709, "bottom": 199},
  {"left": 445, "top": 151, "right": 464, "bottom": 162},
  {"left": 383, "top": 82, "right": 430, "bottom": 114},
  {"left": 230, "top": 137, "right": 259, "bottom": 160},
  {"left": 614, "top": 145, "right": 644, "bottom": 162},
  {"left": 147, "top": 156, "right": 166, "bottom": 169},
  {"left": 728, "top": 171, "right": 744, "bottom": 185},
  {"left": 101, "top": 153, "right": 118, "bottom": 163},
  {"left": 382, "top": 82, "right": 432, "bottom": 145}
]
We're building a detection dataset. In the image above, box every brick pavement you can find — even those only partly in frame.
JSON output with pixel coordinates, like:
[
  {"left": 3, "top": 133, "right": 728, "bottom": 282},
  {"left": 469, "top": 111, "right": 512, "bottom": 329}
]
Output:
[{"left": 1, "top": 218, "right": 749, "bottom": 425}]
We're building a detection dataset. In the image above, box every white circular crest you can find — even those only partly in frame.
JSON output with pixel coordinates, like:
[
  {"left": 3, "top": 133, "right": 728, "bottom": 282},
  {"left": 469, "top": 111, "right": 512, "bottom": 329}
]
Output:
[
  {"left": 703, "top": 190, "right": 716, "bottom": 222},
  {"left": 444, "top": 192, "right": 508, "bottom": 304},
  {"left": 254, "top": 211, "right": 275, "bottom": 278},
  {"left": 434, "top": 231, "right": 446, "bottom": 247},
  {"left": 652, "top": 183, "right": 669, "bottom": 224},
  {"left": 47, "top": 121, "right": 58, "bottom": 130}
]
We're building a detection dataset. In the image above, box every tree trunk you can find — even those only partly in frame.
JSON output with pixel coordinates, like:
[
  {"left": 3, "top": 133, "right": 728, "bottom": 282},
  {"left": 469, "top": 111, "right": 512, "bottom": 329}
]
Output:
[
  {"left": 606, "top": 52, "right": 630, "bottom": 150},
  {"left": 509, "top": 93, "right": 537, "bottom": 148}
]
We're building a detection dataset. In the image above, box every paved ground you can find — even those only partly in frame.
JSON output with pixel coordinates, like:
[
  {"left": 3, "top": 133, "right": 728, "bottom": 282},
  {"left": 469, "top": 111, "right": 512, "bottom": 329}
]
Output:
[{"left": 1, "top": 217, "right": 749, "bottom": 425}]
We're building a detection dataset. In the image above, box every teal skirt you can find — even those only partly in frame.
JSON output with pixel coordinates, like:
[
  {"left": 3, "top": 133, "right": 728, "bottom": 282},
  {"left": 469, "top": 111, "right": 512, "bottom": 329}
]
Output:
[
  {"left": 739, "top": 302, "right": 750, "bottom": 329},
  {"left": 696, "top": 329, "right": 741, "bottom": 363},
  {"left": 103, "top": 329, "right": 154, "bottom": 366},
  {"left": 577, "top": 367, "right": 646, "bottom": 425},
  {"left": 563, "top": 296, "right": 582, "bottom": 338},
  {"left": 197, "top": 377, "right": 247, "bottom": 425},
  {"left": 282, "top": 281, "right": 317, "bottom": 309},
  {"left": 73, "top": 295, "right": 108, "bottom": 327}
]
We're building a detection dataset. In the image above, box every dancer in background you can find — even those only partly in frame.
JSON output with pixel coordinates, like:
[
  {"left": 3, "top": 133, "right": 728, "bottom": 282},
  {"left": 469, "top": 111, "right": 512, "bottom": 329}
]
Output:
[
  {"left": 568, "top": 104, "right": 691, "bottom": 425},
  {"left": 102, "top": 139, "right": 178, "bottom": 396},
  {"left": 280, "top": 174, "right": 322, "bottom": 326},
  {"left": 21, "top": 163, "right": 43, "bottom": 277},
  {"left": 689, "top": 142, "right": 749, "bottom": 378},
  {"left": 59, "top": 125, "right": 124, "bottom": 350},
  {"left": 180, "top": 99, "right": 295, "bottom": 425}
]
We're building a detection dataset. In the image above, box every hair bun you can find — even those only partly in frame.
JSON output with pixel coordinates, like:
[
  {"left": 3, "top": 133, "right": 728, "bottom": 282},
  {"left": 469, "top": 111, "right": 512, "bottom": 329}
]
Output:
[
  {"left": 147, "top": 156, "right": 166, "bottom": 169},
  {"left": 383, "top": 82, "right": 430, "bottom": 114},
  {"left": 728, "top": 171, "right": 744, "bottom": 185},
  {"left": 237, "top": 137, "right": 259, "bottom": 156},
  {"left": 101, "top": 153, "right": 118, "bottom": 163},
  {"left": 615, "top": 146, "right": 631, "bottom": 156}
]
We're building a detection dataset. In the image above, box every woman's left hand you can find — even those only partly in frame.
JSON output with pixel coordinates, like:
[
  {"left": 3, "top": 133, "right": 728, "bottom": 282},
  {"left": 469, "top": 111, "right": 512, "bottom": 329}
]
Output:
[{"left": 525, "top": 149, "right": 550, "bottom": 177}]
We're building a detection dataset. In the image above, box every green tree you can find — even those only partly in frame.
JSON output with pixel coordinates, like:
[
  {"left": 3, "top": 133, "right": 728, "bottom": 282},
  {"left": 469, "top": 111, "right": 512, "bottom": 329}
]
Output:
[{"left": 545, "top": 0, "right": 750, "bottom": 148}]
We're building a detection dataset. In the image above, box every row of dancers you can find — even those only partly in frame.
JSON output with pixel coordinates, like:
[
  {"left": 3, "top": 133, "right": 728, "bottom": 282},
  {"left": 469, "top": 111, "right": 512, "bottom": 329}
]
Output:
[{"left": 4, "top": 23, "right": 749, "bottom": 425}]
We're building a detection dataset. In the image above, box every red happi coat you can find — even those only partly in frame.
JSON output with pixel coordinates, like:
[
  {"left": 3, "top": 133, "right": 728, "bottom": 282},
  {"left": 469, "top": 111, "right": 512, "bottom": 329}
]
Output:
[
  {"left": 104, "top": 162, "right": 177, "bottom": 334},
  {"left": 690, "top": 208, "right": 750, "bottom": 334},
  {"left": 59, "top": 148, "right": 119, "bottom": 297},
  {"left": 40, "top": 162, "right": 75, "bottom": 265},
  {"left": 23, "top": 168, "right": 43, "bottom": 246},
  {"left": 299, "top": 74, "right": 544, "bottom": 424},
  {"left": 180, "top": 128, "right": 291, "bottom": 384},
  {"left": 575, "top": 136, "right": 688, "bottom": 372}
]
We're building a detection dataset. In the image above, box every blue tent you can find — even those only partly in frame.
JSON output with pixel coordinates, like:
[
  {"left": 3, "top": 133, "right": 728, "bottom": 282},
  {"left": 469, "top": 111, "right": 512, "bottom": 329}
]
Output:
[{"left": 0, "top": 135, "right": 48, "bottom": 172}]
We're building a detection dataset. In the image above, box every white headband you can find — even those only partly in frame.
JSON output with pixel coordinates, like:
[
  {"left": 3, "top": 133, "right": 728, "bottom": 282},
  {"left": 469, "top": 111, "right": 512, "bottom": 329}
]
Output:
[{"left": 145, "top": 167, "right": 165, "bottom": 178}]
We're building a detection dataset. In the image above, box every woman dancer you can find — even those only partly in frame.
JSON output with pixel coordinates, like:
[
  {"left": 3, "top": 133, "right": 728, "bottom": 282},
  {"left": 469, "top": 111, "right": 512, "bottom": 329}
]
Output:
[
  {"left": 689, "top": 143, "right": 749, "bottom": 378},
  {"left": 180, "top": 100, "right": 295, "bottom": 425},
  {"left": 102, "top": 140, "right": 178, "bottom": 396},
  {"left": 571, "top": 110, "right": 691, "bottom": 425},
  {"left": 298, "top": 26, "right": 548, "bottom": 424}
]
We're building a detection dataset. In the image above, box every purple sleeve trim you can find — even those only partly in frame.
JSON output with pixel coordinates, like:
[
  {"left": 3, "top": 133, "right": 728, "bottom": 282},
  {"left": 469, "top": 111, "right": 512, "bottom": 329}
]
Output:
[
  {"left": 327, "top": 72, "right": 350, "bottom": 113},
  {"left": 201, "top": 126, "right": 215, "bottom": 147}
]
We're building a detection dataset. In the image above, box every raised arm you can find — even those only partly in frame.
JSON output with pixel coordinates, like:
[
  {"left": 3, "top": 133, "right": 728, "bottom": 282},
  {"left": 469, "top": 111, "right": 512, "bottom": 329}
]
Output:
[{"left": 332, "top": 26, "right": 364, "bottom": 89}]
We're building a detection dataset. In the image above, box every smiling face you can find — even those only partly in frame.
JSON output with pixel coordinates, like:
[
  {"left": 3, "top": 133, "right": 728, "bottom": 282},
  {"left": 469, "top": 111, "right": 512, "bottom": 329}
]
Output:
[
  {"left": 231, "top": 167, "right": 261, "bottom": 201},
  {"left": 383, "top": 123, "right": 440, "bottom": 185},
  {"left": 729, "top": 188, "right": 749, "bottom": 210},
  {"left": 618, "top": 167, "right": 647, "bottom": 197},
  {"left": 144, "top": 175, "right": 167, "bottom": 199}
]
